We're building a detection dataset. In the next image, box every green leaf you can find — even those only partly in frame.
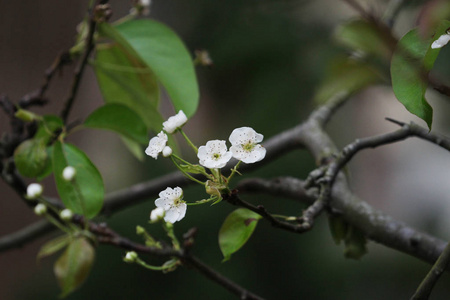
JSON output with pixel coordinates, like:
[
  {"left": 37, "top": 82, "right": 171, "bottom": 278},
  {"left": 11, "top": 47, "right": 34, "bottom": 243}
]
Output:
[
  {"left": 14, "top": 138, "right": 48, "bottom": 178},
  {"left": 114, "top": 19, "right": 199, "bottom": 118},
  {"left": 14, "top": 116, "right": 63, "bottom": 178},
  {"left": 335, "top": 19, "right": 394, "bottom": 60},
  {"left": 391, "top": 29, "right": 432, "bottom": 128},
  {"left": 179, "top": 163, "right": 207, "bottom": 175},
  {"left": 219, "top": 208, "right": 262, "bottom": 262},
  {"left": 53, "top": 141, "right": 104, "bottom": 219},
  {"left": 54, "top": 237, "right": 95, "bottom": 298},
  {"left": 314, "top": 57, "right": 383, "bottom": 103},
  {"left": 35, "top": 115, "right": 64, "bottom": 143},
  {"left": 120, "top": 136, "right": 145, "bottom": 161},
  {"left": 343, "top": 225, "right": 368, "bottom": 260},
  {"left": 390, "top": 21, "right": 450, "bottom": 129},
  {"left": 84, "top": 103, "right": 149, "bottom": 145},
  {"left": 37, "top": 234, "right": 72, "bottom": 261},
  {"left": 94, "top": 39, "right": 163, "bottom": 133},
  {"left": 327, "top": 215, "right": 348, "bottom": 245}
]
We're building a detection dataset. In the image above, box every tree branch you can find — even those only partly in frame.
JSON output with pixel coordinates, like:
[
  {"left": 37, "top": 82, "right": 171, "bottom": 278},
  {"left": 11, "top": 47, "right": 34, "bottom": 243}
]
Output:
[
  {"left": 411, "top": 242, "right": 450, "bottom": 300},
  {"left": 60, "top": 3, "right": 99, "bottom": 123},
  {"left": 71, "top": 215, "right": 266, "bottom": 300}
]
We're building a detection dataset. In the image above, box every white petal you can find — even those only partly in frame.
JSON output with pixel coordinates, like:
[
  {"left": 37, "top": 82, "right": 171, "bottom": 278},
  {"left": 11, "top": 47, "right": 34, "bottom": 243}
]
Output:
[
  {"left": 164, "top": 208, "right": 179, "bottom": 223},
  {"left": 155, "top": 198, "right": 171, "bottom": 210},
  {"left": 432, "top": 33, "right": 450, "bottom": 49},
  {"left": 176, "top": 203, "right": 187, "bottom": 221},
  {"left": 163, "top": 111, "right": 188, "bottom": 134}
]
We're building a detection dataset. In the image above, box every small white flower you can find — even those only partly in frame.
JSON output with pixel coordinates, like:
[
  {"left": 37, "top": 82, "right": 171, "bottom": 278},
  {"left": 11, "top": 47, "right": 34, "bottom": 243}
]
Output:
[
  {"left": 124, "top": 251, "right": 138, "bottom": 263},
  {"left": 60, "top": 209, "right": 74, "bottom": 221},
  {"left": 27, "top": 183, "right": 43, "bottom": 199},
  {"left": 155, "top": 187, "right": 186, "bottom": 223},
  {"left": 197, "top": 140, "right": 232, "bottom": 169},
  {"left": 150, "top": 207, "right": 165, "bottom": 222},
  {"left": 431, "top": 32, "right": 450, "bottom": 49},
  {"left": 162, "top": 110, "right": 188, "bottom": 134},
  {"left": 34, "top": 203, "right": 47, "bottom": 216},
  {"left": 229, "top": 127, "right": 266, "bottom": 164},
  {"left": 162, "top": 146, "right": 173, "bottom": 157},
  {"left": 145, "top": 131, "right": 168, "bottom": 159},
  {"left": 62, "top": 166, "right": 76, "bottom": 181}
]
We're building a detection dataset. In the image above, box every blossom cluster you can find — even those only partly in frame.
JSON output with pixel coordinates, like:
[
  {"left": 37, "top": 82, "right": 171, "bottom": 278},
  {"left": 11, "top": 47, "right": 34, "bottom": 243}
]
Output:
[
  {"left": 145, "top": 110, "right": 267, "bottom": 224},
  {"left": 144, "top": 111, "right": 186, "bottom": 159}
]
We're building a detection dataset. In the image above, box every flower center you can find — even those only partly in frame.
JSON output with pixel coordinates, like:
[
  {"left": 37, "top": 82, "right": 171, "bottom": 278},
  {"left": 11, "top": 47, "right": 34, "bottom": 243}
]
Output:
[
  {"left": 212, "top": 153, "right": 221, "bottom": 160},
  {"left": 173, "top": 197, "right": 182, "bottom": 206},
  {"left": 243, "top": 142, "right": 255, "bottom": 152}
]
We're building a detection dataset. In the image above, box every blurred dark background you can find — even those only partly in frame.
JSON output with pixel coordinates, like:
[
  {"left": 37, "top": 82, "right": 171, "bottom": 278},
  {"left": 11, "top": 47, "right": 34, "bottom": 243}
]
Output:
[{"left": 2, "top": 0, "right": 450, "bottom": 299}]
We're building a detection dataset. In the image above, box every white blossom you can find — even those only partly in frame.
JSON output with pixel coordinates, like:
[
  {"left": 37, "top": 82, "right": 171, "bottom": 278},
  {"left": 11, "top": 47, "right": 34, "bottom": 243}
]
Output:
[
  {"left": 197, "top": 140, "right": 232, "bottom": 169},
  {"left": 162, "top": 146, "right": 173, "bottom": 157},
  {"left": 150, "top": 207, "right": 165, "bottom": 222},
  {"left": 34, "top": 203, "right": 47, "bottom": 216},
  {"left": 145, "top": 131, "right": 168, "bottom": 159},
  {"left": 155, "top": 187, "right": 186, "bottom": 223},
  {"left": 431, "top": 32, "right": 450, "bottom": 49},
  {"left": 27, "top": 183, "right": 43, "bottom": 199},
  {"left": 60, "top": 209, "right": 74, "bottom": 221},
  {"left": 162, "top": 110, "right": 187, "bottom": 134},
  {"left": 229, "top": 127, "right": 266, "bottom": 164},
  {"left": 62, "top": 166, "right": 76, "bottom": 181}
]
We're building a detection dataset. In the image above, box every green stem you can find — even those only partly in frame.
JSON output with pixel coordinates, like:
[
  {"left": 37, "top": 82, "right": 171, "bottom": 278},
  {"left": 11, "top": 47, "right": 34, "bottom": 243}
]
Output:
[
  {"left": 135, "top": 257, "right": 167, "bottom": 271},
  {"left": 227, "top": 161, "right": 242, "bottom": 182},
  {"left": 186, "top": 196, "right": 218, "bottom": 206},
  {"left": 170, "top": 155, "right": 205, "bottom": 185},
  {"left": 163, "top": 222, "right": 180, "bottom": 250},
  {"left": 44, "top": 214, "right": 72, "bottom": 234},
  {"left": 179, "top": 129, "right": 198, "bottom": 154}
]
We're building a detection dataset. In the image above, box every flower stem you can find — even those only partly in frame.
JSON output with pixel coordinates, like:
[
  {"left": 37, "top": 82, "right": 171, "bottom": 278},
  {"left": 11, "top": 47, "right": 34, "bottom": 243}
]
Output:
[
  {"left": 227, "top": 161, "right": 242, "bottom": 182},
  {"left": 179, "top": 129, "right": 198, "bottom": 154},
  {"left": 170, "top": 156, "right": 205, "bottom": 185},
  {"left": 44, "top": 214, "right": 72, "bottom": 234},
  {"left": 135, "top": 257, "right": 167, "bottom": 271},
  {"left": 163, "top": 222, "right": 180, "bottom": 250}
]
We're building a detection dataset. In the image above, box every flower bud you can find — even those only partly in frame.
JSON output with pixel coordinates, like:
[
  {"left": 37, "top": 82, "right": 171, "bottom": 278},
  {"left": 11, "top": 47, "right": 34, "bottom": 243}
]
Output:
[
  {"left": 162, "top": 146, "right": 172, "bottom": 157},
  {"left": 62, "top": 166, "right": 76, "bottom": 181},
  {"left": 124, "top": 251, "right": 138, "bottom": 263},
  {"left": 150, "top": 207, "right": 165, "bottom": 223},
  {"left": 34, "top": 203, "right": 47, "bottom": 216},
  {"left": 27, "top": 183, "right": 43, "bottom": 199},
  {"left": 60, "top": 209, "right": 74, "bottom": 221}
]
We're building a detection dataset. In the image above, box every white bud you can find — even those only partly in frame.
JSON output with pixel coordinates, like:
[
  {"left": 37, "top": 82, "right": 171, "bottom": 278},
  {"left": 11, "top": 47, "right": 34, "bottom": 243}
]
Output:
[
  {"left": 26, "top": 183, "right": 43, "bottom": 199},
  {"left": 34, "top": 203, "right": 47, "bottom": 216},
  {"left": 150, "top": 207, "right": 165, "bottom": 223},
  {"left": 62, "top": 166, "right": 76, "bottom": 181},
  {"left": 60, "top": 209, "right": 74, "bottom": 221},
  {"left": 162, "top": 146, "right": 172, "bottom": 157},
  {"left": 124, "top": 251, "right": 138, "bottom": 263}
]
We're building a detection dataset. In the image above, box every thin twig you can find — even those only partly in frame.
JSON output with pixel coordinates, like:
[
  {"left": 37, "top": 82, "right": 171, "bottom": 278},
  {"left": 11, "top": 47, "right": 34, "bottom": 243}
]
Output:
[
  {"left": 71, "top": 215, "right": 266, "bottom": 300},
  {"left": 20, "top": 52, "right": 72, "bottom": 108},
  {"left": 411, "top": 242, "right": 450, "bottom": 300},
  {"left": 60, "top": 5, "right": 98, "bottom": 123},
  {"left": 223, "top": 190, "right": 319, "bottom": 233},
  {"left": 0, "top": 220, "right": 53, "bottom": 252}
]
